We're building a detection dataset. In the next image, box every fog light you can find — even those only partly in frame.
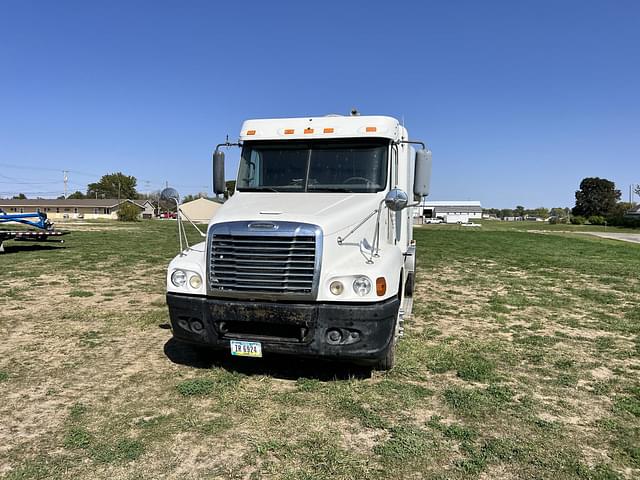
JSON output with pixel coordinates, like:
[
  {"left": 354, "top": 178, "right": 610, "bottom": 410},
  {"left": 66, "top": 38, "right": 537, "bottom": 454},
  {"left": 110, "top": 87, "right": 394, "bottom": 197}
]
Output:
[
  {"left": 353, "top": 276, "right": 372, "bottom": 296},
  {"left": 171, "top": 269, "right": 187, "bottom": 287},
  {"left": 329, "top": 281, "right": 344, "bottom": 295},
  {"left": 326, "top": 329, "right": 342, "bottom": 344},
  {"left": 189, "top": 273, "right": 202, "bottom": 289}
]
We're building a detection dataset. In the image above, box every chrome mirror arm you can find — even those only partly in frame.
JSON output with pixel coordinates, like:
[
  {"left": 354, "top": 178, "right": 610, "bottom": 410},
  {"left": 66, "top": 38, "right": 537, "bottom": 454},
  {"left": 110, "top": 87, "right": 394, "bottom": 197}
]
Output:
[{"left": 337, "top": 206, "right": 380, "bottom": 245}]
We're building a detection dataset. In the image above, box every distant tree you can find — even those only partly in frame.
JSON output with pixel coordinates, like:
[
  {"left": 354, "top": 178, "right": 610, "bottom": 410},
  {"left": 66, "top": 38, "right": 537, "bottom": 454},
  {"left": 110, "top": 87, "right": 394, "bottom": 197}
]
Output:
[
  {"left": 606, "top": 202, "right": 633, "bottom": 226},
  {"left": 12, "top": 193, "right": 27, "bottom": 200},
  {"left": 67, "top": 191, "right": 85, "bottom": 199},
  {"left": 483, "top": 208, "right": 500, "bottom": 216},
  {"left": 635, "top": 184, "right": 640, "bottom": 198},
  {"left": 182, "top": 192, "right": 214, "bottom": 203},
  {"left": 116, "top": 202, "right": 140, "bottom": 222},
  {"left": 572, "top": 177, "right": 620, "bottom": 217},
  {"left": 500, "top": 208, "right": 514, "bottom": 218},
  {"left": 550, "top": 207, "right": 567, "bottom": 218},
  {"left": 514, "top": 205, "right": 525, "bottom": 218},
  {"left": 87, "top": 172, "right": 138, "bottom": 199},
  {"left": 225, "top": 180, "right": 236, "bottom": 197},
  {"left": 534, "top": 207, "right": 549, "bottom": 218}
]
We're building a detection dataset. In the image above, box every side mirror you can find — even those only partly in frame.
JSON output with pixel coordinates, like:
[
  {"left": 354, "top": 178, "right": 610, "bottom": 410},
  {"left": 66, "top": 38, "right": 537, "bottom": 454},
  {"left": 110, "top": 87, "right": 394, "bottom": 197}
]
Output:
[
  {"left": 213, "top": 150, "right": 226, "bottom": 195},
  {"left": 385, "top": 188, "right": 409, "bottom": 211},
  {"left": 414, "top": 149, "right": 432, "bottom": 198}
]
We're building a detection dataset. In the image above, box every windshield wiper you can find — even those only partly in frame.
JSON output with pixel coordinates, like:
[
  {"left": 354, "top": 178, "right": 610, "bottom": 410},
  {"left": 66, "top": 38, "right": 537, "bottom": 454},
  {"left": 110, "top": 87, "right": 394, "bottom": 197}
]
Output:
[
  {"left": 240, "top": 187, "right": 280, "bottom": 192},
  {"left": 308, "top": 187, "right": 354, "bottom": 193}
]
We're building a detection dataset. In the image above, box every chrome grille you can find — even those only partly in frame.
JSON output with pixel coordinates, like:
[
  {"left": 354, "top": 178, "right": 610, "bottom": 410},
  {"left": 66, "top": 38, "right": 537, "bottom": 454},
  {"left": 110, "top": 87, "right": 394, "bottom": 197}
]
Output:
[{"left": 207, "top": 222, "right": 321, "bottom": 298}]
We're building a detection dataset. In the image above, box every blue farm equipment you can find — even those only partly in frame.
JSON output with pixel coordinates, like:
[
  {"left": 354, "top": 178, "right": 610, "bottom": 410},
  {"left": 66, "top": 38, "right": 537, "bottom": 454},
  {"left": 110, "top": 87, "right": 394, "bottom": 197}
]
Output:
[{"left": 0, "top": 209, "right": 69, "bottom": 253}]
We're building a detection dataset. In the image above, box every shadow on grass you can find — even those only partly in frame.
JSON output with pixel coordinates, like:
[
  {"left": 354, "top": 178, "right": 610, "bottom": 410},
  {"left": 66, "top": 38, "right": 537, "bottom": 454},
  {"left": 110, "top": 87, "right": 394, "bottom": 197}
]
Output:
[
  {"left": 0, "top": 243, "right": 66, "bottom": 254},
  {"left": 163, "top": 337, "right": 372, "bottom": 381}
]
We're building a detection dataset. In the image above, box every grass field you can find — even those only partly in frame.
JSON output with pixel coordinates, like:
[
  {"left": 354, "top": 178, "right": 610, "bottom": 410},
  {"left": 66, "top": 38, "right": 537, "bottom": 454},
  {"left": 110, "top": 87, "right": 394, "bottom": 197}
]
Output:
[{"left": 1, "top": 221, "right": 639, "bottom": 479}]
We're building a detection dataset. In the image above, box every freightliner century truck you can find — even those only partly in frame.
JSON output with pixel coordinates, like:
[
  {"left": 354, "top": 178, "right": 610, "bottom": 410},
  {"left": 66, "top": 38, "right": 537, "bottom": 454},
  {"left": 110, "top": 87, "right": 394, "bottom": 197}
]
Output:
[{"left": 165, "top": 113, "right": 431, "bottom": 370}]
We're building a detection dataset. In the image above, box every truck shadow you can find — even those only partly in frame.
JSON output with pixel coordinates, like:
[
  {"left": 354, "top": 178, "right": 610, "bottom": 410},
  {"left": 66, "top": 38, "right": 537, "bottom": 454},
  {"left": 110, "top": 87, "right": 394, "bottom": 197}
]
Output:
[
  {"left": 163, "top": 338, "right": 373, "bottom": 381},
  {"left": 0, "top": 244, "right": 65, "bottom": 254}
]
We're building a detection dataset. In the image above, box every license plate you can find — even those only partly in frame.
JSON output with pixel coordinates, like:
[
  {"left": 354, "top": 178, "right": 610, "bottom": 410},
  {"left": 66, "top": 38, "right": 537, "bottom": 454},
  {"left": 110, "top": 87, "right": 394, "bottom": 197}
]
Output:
[{"left": 230, "top": 340, "right": 262, "bottom": 358}]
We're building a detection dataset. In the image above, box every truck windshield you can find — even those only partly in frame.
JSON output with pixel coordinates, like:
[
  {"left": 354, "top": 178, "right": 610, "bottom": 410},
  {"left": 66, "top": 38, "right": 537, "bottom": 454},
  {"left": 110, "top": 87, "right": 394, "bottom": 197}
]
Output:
[{"left": 236, "top": 138, "right": 388, "bottom": 193}]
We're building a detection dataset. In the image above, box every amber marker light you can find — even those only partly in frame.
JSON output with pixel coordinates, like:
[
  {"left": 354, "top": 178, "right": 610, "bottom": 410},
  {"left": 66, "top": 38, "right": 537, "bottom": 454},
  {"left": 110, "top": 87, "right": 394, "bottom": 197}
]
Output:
[
  {"left": 284, "top": 129, "right": 294, "bottom": 134},
  {"left": 366, "top": 126, "right": 377, "bottom": 132},
  {"left": 376, "top": 277, "right": 386, "bottom": 296},
  {"left": 246, "top": 130, "right": 256, "bottom": 135},
  {"left": 323, "top": 127, "right": 334, "bottom": 133},
  {"left": 304, "top": 128, "right": 314, "bottom": 134}
]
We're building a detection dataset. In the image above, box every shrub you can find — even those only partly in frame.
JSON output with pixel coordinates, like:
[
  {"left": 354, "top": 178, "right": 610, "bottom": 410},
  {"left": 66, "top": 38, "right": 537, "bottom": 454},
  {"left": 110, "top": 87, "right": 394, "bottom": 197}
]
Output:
[
  {"left": 570, "top": 216, "right": 586, "bottom": 225},
  {"left": 605, "top": 202, "right": 640, "bottom": 228},
  {"left": 548, "top": 216, "right": 567, "bottom": 225},
  {"left": 588, "top": 215, "right": 606, "bottom": 225},
  {"left": 116, "top": 202, "right": 140, "bottom": 222}
]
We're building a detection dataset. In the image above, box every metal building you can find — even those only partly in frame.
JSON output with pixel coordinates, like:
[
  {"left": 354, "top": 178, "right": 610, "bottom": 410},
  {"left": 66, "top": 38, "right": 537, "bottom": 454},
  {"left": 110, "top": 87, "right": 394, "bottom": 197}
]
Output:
[{"left": 418, "top": 201, "right": 482, "bottom": 224}]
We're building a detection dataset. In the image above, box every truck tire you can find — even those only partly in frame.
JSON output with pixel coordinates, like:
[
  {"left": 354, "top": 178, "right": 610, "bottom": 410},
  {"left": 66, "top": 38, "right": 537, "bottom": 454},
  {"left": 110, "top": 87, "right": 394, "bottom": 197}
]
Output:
[
  {"left": 374, "top": 339, "right": 396, "bottom": 371},
  {"left": 404, "top": 272, "right": 414, "bottom": 297},
  {"left": 404, "top": 247, "right": 417, "bottom": 297}
]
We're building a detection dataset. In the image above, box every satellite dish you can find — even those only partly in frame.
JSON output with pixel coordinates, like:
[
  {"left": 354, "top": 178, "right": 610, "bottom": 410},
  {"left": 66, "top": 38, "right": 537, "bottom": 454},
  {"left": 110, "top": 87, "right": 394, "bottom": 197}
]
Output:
[{"left": 160, "top": 187, "right": 179, "bottom": 203}]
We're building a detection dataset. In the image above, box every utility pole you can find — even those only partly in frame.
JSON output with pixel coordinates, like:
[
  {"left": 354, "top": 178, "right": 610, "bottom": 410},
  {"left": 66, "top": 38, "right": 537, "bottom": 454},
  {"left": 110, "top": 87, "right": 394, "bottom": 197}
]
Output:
[{"left": 63, "top": 170, "right": 68, "bottom": 199}]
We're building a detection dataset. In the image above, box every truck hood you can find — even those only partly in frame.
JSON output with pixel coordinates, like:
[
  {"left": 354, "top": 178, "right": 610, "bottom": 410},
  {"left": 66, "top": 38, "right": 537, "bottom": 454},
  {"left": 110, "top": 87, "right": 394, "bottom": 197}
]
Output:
[{"left": 209, "top": 192, "right": 383, "bottom": 238}]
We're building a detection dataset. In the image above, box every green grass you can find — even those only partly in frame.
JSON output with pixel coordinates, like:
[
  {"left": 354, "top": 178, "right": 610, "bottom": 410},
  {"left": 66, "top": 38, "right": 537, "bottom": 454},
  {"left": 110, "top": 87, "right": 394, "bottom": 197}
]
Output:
[
  {"left": 175, "top": 378, "right": 217, "bottom": 396},
  {"left": 69, "top": 290, "right": 94, "bottom": 298},
  {"left": 1, "top": 220, "right": 639, "bottom": 479}
]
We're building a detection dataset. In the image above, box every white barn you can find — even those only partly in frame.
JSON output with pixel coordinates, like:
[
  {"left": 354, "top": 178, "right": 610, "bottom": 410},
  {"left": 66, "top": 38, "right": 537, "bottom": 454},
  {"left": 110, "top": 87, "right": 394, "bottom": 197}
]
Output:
[{"left": 418, "top": 201, "right": 482, "bottom": 224}]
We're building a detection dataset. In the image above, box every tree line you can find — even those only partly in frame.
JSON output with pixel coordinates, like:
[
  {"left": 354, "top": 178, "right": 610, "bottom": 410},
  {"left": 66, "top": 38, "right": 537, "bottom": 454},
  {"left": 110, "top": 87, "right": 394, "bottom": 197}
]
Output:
[
  {"left": 7, "top": 172, "right": 236, "bottom": 202},
  {"left": 484, "top": 177, "right": 639, "bottom": 227}
]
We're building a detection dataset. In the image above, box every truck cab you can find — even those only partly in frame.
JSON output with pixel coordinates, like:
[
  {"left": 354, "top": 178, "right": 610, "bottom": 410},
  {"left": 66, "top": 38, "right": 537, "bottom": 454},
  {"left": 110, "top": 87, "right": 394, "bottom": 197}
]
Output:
[{"left": 165, "top": 114, "right": 431, "bottom": 369}]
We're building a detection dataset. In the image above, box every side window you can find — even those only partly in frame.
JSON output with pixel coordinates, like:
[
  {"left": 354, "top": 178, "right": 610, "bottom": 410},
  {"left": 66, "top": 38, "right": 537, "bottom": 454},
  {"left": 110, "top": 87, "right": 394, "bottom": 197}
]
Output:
[{"left": 239, "top": 149, "right": 262, "bottom": 187}]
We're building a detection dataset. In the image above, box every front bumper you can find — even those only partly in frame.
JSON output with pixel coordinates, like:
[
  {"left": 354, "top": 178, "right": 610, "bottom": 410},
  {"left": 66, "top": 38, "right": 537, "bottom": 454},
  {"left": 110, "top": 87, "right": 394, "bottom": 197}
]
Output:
[{"left": 166, "top": 293, "right": 399, "bottom": 363}]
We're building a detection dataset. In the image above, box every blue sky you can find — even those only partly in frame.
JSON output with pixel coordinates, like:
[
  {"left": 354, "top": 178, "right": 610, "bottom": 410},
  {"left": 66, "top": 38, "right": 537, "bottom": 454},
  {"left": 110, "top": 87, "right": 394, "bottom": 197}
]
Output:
[{"left": 1, "top": 0, "right": 638, "bottom": 208}]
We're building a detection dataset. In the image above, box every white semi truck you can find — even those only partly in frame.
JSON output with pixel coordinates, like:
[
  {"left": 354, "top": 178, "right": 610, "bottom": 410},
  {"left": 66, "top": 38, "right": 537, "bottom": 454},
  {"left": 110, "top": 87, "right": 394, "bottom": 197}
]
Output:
[{"left": 165, "top": 113, "right": 431, "bottom": 370}]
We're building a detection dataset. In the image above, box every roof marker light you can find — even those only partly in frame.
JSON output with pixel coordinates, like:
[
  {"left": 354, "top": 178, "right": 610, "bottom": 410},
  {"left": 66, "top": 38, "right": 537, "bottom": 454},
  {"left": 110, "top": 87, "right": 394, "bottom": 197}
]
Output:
[
  {"left": 323, "top": 128, "right": 334, "bottom": 133},
  {"left": 304, "top": 128, "right": 314, "bottom": 134},
  {"left": 246, "top": 130, "right": 256, "bottom": 135},
  {"left": 284, "top": 129, "right": 294, "bottom": 134},
  {"left": 366, "top": 126, "right": 377, "bottom": 132}
]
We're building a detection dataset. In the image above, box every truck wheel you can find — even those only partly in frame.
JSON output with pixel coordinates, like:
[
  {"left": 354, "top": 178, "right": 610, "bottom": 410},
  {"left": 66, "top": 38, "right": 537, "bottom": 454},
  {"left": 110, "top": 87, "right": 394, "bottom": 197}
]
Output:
[
  {"left": 404, "top": 272, "right": 415, "bottom": 297},
  {"left": 374, "top": 339, "right": 396, "bottom": 371}
]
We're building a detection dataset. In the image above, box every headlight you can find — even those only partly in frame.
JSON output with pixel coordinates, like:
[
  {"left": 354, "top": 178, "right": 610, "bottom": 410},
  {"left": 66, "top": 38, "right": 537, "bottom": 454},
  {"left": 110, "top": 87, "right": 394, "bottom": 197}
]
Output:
[
  {"left": 171, "top": 270, "right": 187, "bottom": 287},
  {"left": 353, "top": 276, "right": 372, "bottom": 296},
  {"left": 189, "top": 273, "right": 202, "bottom": 289},
  {"left": 329, "top": 281, "right": 344, "bottom": 295}
]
